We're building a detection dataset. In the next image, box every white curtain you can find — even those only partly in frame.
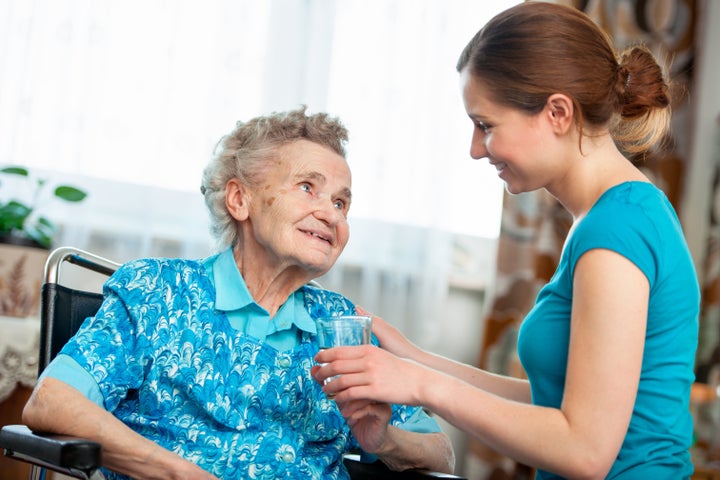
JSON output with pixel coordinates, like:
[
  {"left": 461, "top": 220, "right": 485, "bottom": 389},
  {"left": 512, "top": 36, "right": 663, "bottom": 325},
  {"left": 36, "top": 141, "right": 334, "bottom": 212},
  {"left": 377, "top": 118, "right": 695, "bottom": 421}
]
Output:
[{"left": 0, "top": 1, "right": 517, "bottom": 470}]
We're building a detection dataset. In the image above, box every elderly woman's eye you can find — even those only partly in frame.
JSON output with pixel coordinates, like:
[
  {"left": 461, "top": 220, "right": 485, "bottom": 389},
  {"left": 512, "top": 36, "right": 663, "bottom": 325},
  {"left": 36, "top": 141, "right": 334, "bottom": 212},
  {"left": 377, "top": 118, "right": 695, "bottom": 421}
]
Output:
[
  {"left": 334, "top": 200, "right": 346, "bottom": 210},
  {"left": 300, "top": 183, "right": 312, "bottom": 193}
]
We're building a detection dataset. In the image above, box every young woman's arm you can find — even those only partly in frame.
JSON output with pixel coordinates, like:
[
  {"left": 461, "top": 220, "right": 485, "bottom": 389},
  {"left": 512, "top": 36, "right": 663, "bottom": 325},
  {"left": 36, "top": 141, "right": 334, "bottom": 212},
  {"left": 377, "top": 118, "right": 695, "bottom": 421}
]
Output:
[
  {"left": 319, "top": 249, "right": 648, "bottom": 479},
  {"left": 365, "top": 307, "right": 531, "bottom": 403}
]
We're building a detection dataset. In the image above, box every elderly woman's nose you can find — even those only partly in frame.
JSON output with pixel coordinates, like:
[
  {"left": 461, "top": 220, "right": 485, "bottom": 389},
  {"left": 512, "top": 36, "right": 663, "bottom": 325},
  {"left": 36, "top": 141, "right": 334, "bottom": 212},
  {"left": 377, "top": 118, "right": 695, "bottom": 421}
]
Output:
[{"left": 314, "top": 196, "right": 341, "bottom": 222}]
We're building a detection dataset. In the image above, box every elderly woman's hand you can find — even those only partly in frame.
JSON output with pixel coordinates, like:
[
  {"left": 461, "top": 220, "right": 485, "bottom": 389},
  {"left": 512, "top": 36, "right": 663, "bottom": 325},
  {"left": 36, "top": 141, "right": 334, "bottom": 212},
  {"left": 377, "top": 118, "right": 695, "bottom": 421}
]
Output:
[
  {"left": 313, "top": 345, "right": 456, "bottom": 474},
  {"left": 337, "top": 398, "right": 393, "bottom": 453}
]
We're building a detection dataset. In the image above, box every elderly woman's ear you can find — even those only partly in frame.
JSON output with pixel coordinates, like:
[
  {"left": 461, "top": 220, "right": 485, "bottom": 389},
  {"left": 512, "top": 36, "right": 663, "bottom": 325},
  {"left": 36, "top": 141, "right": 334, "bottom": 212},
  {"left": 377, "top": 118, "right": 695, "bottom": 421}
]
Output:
[{"left": 225, "top": 178, "right": 251, "bottom": 222}]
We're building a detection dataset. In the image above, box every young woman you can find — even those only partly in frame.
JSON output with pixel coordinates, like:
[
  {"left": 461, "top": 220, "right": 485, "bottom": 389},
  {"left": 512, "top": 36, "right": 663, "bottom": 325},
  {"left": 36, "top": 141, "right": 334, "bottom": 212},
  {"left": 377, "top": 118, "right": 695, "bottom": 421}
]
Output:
[{"left": 315, "top": 3, "right": 700, "bottom": 478}]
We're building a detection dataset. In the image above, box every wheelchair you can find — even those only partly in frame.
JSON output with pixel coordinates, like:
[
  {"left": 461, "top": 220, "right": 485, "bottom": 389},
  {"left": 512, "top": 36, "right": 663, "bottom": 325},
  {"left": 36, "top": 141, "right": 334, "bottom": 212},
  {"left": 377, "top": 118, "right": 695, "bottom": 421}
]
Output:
[{"left": 0, "top": 246, "right": 465, "bottom": 480}]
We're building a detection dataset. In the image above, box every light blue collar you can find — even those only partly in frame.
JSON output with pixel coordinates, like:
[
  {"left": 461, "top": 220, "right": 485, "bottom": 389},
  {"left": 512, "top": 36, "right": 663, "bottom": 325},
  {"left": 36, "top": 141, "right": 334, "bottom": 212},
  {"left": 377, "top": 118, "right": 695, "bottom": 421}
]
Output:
[{"left": 210, "top": 248, "right": 317, "bottom": 335}]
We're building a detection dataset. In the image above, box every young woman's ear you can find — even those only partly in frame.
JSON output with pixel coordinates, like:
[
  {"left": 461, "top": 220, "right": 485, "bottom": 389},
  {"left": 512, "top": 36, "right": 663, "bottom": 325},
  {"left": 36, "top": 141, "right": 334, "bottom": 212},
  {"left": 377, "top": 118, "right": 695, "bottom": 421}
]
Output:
[
  {"left": 545, "top": 93, "right": 574, "bottom": 134},
  {"left": 225, "top": 178, "right": 251, "bottom": 221}
]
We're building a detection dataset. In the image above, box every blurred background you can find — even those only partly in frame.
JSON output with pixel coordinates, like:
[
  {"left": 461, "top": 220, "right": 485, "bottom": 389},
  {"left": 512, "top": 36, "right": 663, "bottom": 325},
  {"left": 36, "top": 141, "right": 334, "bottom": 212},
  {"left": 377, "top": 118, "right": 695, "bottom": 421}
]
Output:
[{"left": 1, "top": 1, "right": 719, "bottom": 478}]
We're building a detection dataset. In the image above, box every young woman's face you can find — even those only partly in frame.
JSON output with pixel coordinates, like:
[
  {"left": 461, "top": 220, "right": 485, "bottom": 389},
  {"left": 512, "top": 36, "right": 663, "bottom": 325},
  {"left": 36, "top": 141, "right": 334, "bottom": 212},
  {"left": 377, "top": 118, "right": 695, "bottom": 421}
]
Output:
[{"left": 459, "top": 68, "right": 561, "bottom": 195}]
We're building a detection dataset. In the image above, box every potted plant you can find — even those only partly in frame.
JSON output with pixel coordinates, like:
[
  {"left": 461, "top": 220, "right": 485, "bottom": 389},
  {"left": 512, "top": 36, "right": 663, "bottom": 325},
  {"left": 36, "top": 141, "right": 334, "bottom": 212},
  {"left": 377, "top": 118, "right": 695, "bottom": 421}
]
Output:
[
  {"left": 0, "top": 165, "right": 87, "bottom": 249},
  {"left": 0, "top": 165, "right": 87, "bottom": 317}
]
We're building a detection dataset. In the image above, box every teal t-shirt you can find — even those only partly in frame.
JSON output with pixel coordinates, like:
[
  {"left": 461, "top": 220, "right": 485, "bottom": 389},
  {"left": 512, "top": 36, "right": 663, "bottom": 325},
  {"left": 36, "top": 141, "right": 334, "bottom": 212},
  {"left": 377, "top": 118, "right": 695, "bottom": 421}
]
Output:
[{"left": 518, "top": 182, "right": 699, "bottom": 479}]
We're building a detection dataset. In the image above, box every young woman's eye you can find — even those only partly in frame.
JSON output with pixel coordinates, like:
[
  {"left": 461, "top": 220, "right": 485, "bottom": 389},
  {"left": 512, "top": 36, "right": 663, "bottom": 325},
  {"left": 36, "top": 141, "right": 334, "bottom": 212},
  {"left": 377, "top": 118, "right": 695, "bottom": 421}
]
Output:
[{"left": 476, "top": 121, "right": 491, "bottom": 134}]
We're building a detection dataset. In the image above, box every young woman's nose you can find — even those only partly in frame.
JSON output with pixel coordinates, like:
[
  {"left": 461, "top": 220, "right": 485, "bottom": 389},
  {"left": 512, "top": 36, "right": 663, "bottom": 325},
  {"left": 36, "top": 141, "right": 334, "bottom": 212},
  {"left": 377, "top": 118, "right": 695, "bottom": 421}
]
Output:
[{"left": 469, "top": 128, "right": 488, "bottom": 160}]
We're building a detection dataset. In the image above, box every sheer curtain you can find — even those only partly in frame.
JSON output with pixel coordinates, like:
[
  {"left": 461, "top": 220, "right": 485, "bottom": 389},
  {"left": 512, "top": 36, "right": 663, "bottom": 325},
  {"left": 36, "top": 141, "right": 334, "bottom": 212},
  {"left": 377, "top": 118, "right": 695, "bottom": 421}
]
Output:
[
  {"left": 1, "top": 0, "right": 518, "bottom": 471},
  {"left": 0, "top": 0, "right": 516, "bottom": 325}
]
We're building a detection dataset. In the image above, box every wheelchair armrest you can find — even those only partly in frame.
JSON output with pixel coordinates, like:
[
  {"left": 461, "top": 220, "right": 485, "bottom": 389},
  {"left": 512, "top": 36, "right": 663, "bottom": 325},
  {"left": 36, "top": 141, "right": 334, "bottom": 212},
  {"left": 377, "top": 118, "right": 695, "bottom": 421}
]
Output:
[
  {"left": 0, "top": 424, "right": 101, "bottom": 473},
  {"left": 343, "top": 453, "right": 467, "bottom": 479},
  {"left": 1, "top": 425, "right": 465, "bottom": 479}
]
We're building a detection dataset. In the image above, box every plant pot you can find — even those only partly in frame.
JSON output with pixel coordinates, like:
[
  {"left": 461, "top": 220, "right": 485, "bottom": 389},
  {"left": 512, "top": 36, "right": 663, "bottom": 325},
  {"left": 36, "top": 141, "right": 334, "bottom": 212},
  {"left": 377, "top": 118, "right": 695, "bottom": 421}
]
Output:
[{"left": 0, "top": 239, "right": 49, "bottom": 318}]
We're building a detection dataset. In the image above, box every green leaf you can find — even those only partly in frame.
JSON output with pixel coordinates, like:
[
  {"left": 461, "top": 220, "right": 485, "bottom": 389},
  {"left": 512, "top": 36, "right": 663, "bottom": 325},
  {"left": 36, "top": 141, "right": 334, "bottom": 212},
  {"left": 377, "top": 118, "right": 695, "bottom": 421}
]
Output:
[
  {"left": 0, "top": 201, "right": 32, "bottom": 231},
  {"left": 25, "top": 227, "right": 52, "bottom": 249},
  {"left": 0, "top": 166, "right": 29, "bottom": 177},
  {"left": 54, "top": 185, "right": 87, "bottom": 202},
  {"left": 36, "top": 216, "right": 56, "bottom": 230},
  {"left": 26, "top": 217, "right": 56, "bottom": 249}
]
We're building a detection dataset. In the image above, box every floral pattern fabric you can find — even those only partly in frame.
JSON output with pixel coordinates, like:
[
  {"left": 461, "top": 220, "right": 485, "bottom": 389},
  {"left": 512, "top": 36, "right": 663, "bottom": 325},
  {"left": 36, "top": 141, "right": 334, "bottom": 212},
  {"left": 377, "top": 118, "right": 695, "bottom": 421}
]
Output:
[{"left": 60, "top": 257, "right": 425, "bottom": 479}]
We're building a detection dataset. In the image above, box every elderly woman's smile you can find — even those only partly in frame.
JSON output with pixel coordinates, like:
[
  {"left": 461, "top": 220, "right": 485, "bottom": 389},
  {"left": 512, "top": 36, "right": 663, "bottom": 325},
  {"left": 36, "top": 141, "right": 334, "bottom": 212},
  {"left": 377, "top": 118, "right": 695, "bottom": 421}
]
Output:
[{"left": 300, "top": 228, "right": 333, "bottom": 244}]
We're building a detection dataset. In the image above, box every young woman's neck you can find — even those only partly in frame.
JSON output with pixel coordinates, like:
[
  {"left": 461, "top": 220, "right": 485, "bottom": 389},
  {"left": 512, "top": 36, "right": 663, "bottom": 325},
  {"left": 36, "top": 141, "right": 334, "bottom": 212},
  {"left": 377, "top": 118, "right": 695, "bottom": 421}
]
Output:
[{"left": 547, "top": 133, "right": 649, "bottom": 220}]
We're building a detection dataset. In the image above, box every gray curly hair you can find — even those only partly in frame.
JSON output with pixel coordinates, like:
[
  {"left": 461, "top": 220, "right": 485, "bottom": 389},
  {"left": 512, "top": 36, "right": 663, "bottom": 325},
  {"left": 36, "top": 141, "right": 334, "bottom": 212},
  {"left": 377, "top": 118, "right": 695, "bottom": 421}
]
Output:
[{"left": 200, "top": 106, "right": 349, "bottom": 251}]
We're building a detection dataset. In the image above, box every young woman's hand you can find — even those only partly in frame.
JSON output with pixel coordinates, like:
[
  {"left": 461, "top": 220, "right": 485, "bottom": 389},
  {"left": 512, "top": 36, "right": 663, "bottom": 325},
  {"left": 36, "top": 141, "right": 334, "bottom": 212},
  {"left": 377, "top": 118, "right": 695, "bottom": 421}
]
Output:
[
  {"left": 313, "top": 344, "right": 427, "bottom": 406},
  {"left": 356, "top": 306, "right": 421, "bottom": 361}
]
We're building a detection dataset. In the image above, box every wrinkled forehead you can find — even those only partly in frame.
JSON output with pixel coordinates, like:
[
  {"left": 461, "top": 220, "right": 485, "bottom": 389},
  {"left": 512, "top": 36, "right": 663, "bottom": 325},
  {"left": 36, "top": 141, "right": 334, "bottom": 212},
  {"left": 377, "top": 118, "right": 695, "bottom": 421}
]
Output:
[{"left": 271, "top": 140, "right": 352, "bottom": 188}]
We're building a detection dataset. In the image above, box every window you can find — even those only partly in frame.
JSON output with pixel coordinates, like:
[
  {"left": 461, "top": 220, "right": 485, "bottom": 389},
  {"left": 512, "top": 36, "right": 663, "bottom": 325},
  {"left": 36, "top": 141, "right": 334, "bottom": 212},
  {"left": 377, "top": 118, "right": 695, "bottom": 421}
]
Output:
[{"left": 0, "top": 0, "right": 518, "bottom": 239}]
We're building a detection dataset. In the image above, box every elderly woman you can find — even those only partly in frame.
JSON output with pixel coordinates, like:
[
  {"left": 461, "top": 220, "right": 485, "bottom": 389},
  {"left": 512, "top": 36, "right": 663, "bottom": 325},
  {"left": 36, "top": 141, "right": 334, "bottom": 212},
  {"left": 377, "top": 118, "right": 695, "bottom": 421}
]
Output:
[{"left": 22, "top": 107, "right": 454, "bottom": 479}]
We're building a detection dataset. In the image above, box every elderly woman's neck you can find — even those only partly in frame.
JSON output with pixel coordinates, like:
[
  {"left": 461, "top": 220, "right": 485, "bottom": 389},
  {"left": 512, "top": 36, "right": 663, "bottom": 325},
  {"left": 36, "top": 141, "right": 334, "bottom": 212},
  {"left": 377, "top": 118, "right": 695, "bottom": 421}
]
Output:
[{"left": 232, "top": 245, "right": 313, "bottom": 318}]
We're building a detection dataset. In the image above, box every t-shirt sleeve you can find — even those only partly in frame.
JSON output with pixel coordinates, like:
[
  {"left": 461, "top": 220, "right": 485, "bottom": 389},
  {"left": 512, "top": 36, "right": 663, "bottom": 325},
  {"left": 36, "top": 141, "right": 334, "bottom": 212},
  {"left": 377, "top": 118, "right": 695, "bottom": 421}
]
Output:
[{"left": 569, "top": 201, "right": 659, "bottom": 286}]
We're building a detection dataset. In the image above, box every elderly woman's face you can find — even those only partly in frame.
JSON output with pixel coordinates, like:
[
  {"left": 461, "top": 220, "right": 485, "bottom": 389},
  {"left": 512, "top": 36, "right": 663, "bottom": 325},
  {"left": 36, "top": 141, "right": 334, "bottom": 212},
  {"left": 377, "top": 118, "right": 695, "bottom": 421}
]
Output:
[{"left": 239, "top": 139, "right": 351, "bottom": 276}]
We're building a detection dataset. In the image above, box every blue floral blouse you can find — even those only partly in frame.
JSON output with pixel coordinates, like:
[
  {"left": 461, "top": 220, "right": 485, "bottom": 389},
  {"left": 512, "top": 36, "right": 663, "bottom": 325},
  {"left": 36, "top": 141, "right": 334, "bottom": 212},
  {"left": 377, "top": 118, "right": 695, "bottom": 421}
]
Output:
[{"left": 58, "top": 254, "right": 437, "bottom": 479}]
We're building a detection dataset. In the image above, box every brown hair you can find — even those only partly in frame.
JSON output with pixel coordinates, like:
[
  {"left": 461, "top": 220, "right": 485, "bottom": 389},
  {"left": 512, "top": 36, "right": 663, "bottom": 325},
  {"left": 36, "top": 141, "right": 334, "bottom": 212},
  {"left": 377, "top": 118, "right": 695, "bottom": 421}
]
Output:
[
  {"left": 201, "top": 106, "right": 349, "bottom": 249},
  {"left": 456, "top": 1, "right": 671, "bottom": 154}
]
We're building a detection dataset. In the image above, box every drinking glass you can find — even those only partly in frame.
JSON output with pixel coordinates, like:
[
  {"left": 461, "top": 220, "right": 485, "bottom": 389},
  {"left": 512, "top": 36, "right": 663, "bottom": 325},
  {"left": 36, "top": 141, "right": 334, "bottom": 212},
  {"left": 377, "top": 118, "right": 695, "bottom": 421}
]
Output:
[{"left": 316, "top": 315, "right": 372, "bottom": 398}]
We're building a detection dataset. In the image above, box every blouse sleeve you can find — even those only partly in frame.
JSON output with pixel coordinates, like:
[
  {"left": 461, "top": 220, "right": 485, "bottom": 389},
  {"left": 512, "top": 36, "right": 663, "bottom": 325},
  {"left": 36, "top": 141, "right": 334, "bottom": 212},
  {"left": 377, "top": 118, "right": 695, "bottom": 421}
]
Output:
[{"left": 58, "top": 260, "right": 157, "bottom": 412}]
